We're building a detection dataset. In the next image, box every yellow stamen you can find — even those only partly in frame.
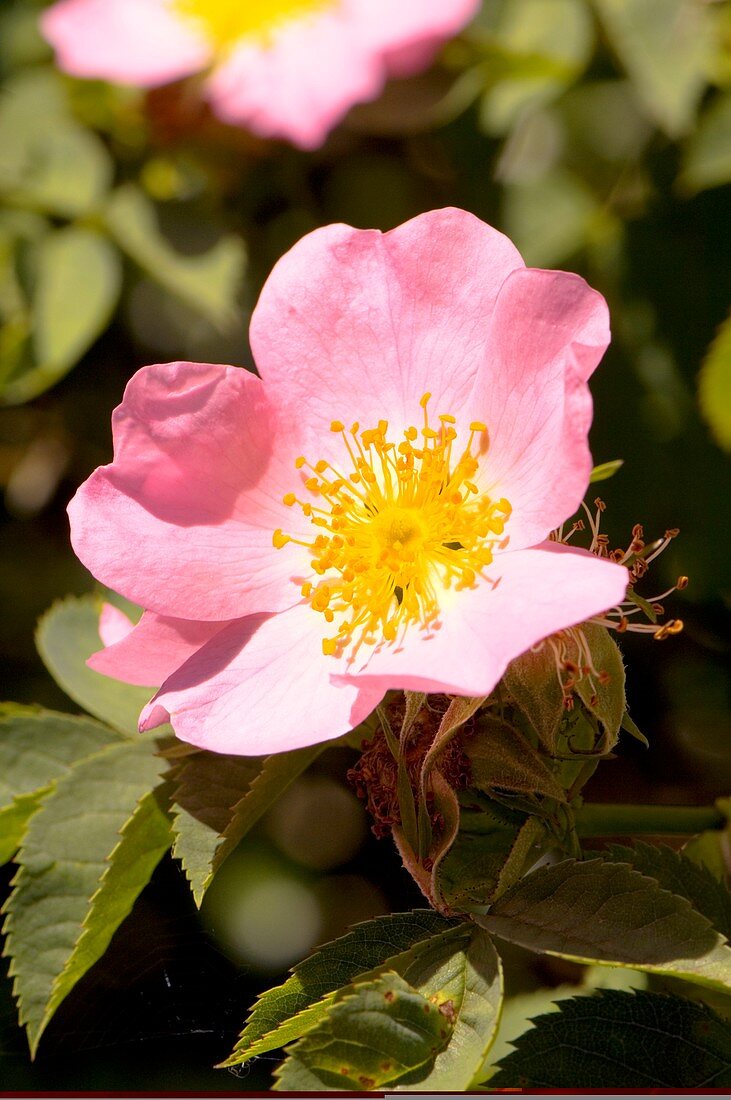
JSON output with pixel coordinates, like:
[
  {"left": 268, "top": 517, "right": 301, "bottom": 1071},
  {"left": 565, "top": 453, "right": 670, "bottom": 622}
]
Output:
[
  {"left": 173, "top": 0, "right": 333, "bottom": 50},
  {"left": 276, "top": 399, "right": 510, "bottom": 659}
]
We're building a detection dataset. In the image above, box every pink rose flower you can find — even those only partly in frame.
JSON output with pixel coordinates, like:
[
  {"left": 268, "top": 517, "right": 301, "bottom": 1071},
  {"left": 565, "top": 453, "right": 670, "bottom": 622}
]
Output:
[
  {"left": 69, "top": 209, "right": 629, "bottom": 755},
  {"left": 41, "top": 0, "right": 480, "bottom": 148}
]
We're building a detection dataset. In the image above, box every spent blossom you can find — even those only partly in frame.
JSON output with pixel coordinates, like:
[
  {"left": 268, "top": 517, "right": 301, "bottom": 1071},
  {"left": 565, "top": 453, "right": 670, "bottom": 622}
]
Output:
[
  {"left": 41, "top": 0, "right": 480, "bottom": 148},
  {"left": 69, "top": 209, "right": 629, "bottom": 755}
]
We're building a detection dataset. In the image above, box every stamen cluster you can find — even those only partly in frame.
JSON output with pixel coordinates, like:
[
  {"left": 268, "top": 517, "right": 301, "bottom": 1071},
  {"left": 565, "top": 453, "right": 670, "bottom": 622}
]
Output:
[
  {"left": 173, "top": 0, "right": 331, "bottom": 48},
  {"left": 274, "top": 394, "right": 511, "bottom": 657},
  {"left": 555, "top": 497, "right": 687, "bottom": 640}
]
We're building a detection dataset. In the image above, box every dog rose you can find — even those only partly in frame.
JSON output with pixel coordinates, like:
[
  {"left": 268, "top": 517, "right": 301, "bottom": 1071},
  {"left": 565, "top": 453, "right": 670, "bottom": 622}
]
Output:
[
  {"left": 69, "top": 208, "right": 629, "bottom": 755},
  {"left": 41, "top": 0, "right": 480, "bottom": 148}
]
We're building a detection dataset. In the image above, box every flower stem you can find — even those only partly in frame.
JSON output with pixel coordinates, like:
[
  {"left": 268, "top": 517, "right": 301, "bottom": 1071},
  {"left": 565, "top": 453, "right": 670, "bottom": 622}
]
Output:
[{"left": 575, "top": 803, "right": 725, "bottom": 837}]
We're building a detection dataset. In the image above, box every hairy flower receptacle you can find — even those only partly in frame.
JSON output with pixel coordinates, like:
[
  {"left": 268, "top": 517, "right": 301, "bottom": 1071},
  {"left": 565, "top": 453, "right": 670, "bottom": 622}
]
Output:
[
  {"left": 172, "top": 0, "right": 334, "bottom": 49},
  {"left": 273, "top": 395, "right": 511, "bottom": 659},
  {"left": 348, "top": 694, "right": 473, "bottom": 839}
]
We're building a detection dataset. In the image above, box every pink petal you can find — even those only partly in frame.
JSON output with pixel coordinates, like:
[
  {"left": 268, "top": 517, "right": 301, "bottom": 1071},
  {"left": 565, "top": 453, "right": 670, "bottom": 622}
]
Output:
[
  {"left": 98, "top": 602, "right": 136, "bottom": 648},
  {"left": 350, "top": 0, "right": 480, "bottom": 78},
  {"left": 139, "top": 604, "right": 383, "bottom": 754},
  {"left": 41, "top": 0, "right": 210, "bottom": 86},
  {"left": 89, "top": 611, "right": 233, "bottom": 687},
  {"left": 206, "top": 12, "right": 382, "bottom": 149},
  {"left": 466, "top": 268, "right": 610, "bottom": 549},
  {"left": 338, "top": 543, "right": 628, "bottom": 697},
  {"left": 206, "top": 0, "right": 479, "bottom": 147},
  {"left": 250, "top": 210, "right": 524, "bottom": 457},
  {"left": 68, "top": 362, "right": 308, "bottom": 622}
]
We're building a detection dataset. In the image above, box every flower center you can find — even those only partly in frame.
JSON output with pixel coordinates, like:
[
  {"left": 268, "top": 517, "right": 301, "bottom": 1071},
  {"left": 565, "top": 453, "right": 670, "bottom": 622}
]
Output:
[
  {"left": 273, "top": 394, "right": 511, "bottom": 658},
  {"left": 172, "top": 0, "right": 334, "bottom": 50}
]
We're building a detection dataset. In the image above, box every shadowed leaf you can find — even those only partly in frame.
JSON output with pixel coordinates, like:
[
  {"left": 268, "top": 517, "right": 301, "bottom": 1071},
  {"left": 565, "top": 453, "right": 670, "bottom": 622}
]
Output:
[
  {"left": 478, "top": 857, "right": 731, "bottom": 993},
  {"left": 171, "top": 745, "right": 321, "bottom": 906},
  {"left": 491, "top": 990, "right": 731, "bottom": 1088},
  {"left": 605, "top": 842, "right": 731, "bottom": 941}
]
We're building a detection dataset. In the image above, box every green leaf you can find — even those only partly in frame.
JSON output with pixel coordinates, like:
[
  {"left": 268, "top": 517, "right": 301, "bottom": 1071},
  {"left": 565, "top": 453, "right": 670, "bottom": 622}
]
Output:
[
  {"left": 680, "top": 92, "right": 731, "bottom": 195},
  {"left": 2, "top": 737, "right": 167, "bottom": 1055},
  {"left": 274, "top": 972, "right": 454, "bottom": 1092},
  {"left": 478, "top": 857, "right": 731, "bottom": 994},
  {"left": 595, "top": 0, "right": 712, "bottom": 137},
  {"left": 683, "top": 801, "right": 731, "bottom": 881},
  {"left": 502, "top": 168, "right": 600, "bottom": 267},
  {"left": 0, "top": 793, "right": 43, "bottom": 868},
  {"left": 414, "top": 927, "right": 503, "bottom": 1091},
  {"left": 621, "top": 709, "right": 649, "bottom": 747},
  {"left": 0, "top": 706, "right": 122, "bottom": 864},
  {"left": 171, "top": 752, "right": 261, "bottom": 905},
  {"left": 104, "top": 184, "right": 245, "bottom": 328},
  {"left": 437, "top": 808, "right": 542, "bottom": 912},
  {"left": 605, "top": 842, "right": 731, "bottom": 941},
  {"left": 275, "top": 928, "right": 503, "bottom": 1092},
  {"left": 491, "top": 990, "right": 731, "bottom": 1088},
  {"left": 171, "top": 745, "right": 323, "bottom": 905},
  {"left": 36, "top": 596, "right": 155, "bottom": 735},
  {"left": 502, "top": 643, "right": 565, "bottom": 754},
  {"left": 466, "top": 717, "right": 566, "bottom": 802},
  {"left": 589, "top": 458, "right": 623, "bottom": 483},
  {"left": 2, "top": 228, "right": 122, "bottom": 404},
  {"left": 699, "top": 311, "right": 731, "bottom": 452},
  {"left": 222, "top": 910, "right": 458, "bottom": 1067},
  {"left": 3, "top": 128, "right": 113, "bottom": 219},
  {"left": 0, "top": 68, "right": 112, "bottom": 217},
  {"left": 40, "top": 788, "right": 171, "bottom": 1040},
  {"left": 482, "top": 966, "right": 647, "bottom": 1082},
  {"left": 478, "top": 0, "right": 594, "bottom": 135},
  {"left": 573, "top": 624, "right": 626, "bottom": 745}
]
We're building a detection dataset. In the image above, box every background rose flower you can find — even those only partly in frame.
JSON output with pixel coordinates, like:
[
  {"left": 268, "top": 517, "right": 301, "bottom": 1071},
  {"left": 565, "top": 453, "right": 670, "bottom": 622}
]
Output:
[
  {"left": 69, "top": 208, "right": 628, "bottom": 755},
  {"left": 41, "top": 0, "right": 480, "bottom": 148}
]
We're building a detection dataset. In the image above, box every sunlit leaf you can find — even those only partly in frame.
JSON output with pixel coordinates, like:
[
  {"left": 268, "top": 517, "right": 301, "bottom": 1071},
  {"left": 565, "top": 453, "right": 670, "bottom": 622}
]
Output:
[
  {"left": 104, "top": 184, "right": 245, "bottom": 328},
  {"left": 222, "top": 910, "right": 459, "bottom": 1067},
  {"left": 589, "top": 458, "right": 623, "bottom": 483},
  {"left": 274, "top": 928, "right": 502, "bottom": 1092},
  {"left": 699, "top": 311, "right": 731, "bottom": 452},
  {"left": 2, "top": 737, "right": 166, "bottom": 1055},
  {"left": 35, "top": 596, "right": 154, "bottom": 735},
  {"left": 39, "top": 788, "right": 171, "bottom": 1044},
  {"left": 0, "top": 705, "right": 122, "bottom": 865},
  {"left": 491, "top": 990, "right": 731, "bottom": 1088},
  {"left": 274, "top": 972, "right": 454, "bottom": 1091},
  {"left": 595, "top": 0, "right": 712, "bottom": 137},
  {"left": 1, "top": 227, "right": 122, "bottom": 404},
  {"left": 478, "top": 857, "right": 731, "bottom": 994}
]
